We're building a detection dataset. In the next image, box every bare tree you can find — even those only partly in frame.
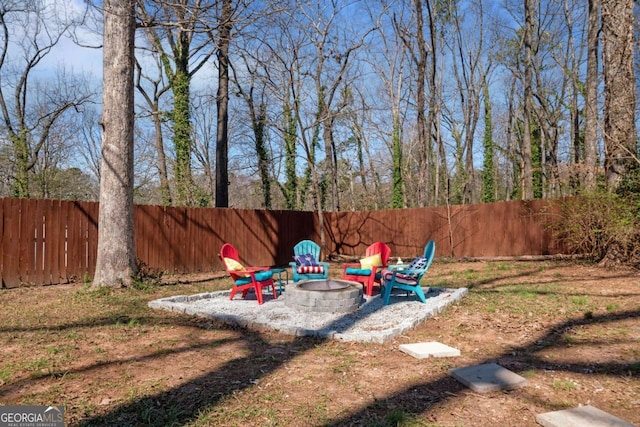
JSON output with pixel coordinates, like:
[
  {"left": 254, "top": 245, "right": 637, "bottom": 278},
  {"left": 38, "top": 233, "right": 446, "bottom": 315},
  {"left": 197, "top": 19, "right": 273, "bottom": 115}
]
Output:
[
  {"left": 30, "top": 100, "right": 98, "bottom": 200},
  {"left": 341, "top": 86, "right": 383, "bottom": 211},
  {"left": 230, "top": 50, "right": 273, "bottom": 209},
  {"left": 134, "top": 53, "right": 172, "bottom": 204},
  {"left": 230, "top": 6, "right": 306, "bottom": 211},
  {"left": 374, "top": 3, "right": 411, "bottom": 209},
  {"left": 0, "top": 0, "right": 94, "bottom": 198},
  {"left": 93, "top": 0, "right": 137, "bottom": 287},
  {"left": 191, "top": 91, "right": 217, "bottom": 202},
  {"left": 74, "top": 102, "right": 165, "bottom": 205},
  {"left": 19, "top": 0, "right": 631, "bottom": 213},
  {"left": 136, "top": 0, "right": 219, "bottom": 206},
  {"left": 297, "top": 1, "right": 375, "bottom": 212},
  {"left": 77, "top": 107, "right": 103, "bottom": 183},
  {"left": 445, "top": 0, "right": 492, "bottom": 205},
  {"left": 562, "top": 0, "right": 586, "bottom": 194},
  {"left": 529, "top": 0, "right": 574, "bottom": 199}
]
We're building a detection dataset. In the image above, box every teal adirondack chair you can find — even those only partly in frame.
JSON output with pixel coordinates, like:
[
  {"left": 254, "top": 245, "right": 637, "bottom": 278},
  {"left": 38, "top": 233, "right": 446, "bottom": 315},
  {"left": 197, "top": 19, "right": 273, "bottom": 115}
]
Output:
[
  {"left": 289, "top": 240, "right": 330, "bottom": 282},
  {"left": 382, "top": 240, "right": 435, "bottom": 304}
]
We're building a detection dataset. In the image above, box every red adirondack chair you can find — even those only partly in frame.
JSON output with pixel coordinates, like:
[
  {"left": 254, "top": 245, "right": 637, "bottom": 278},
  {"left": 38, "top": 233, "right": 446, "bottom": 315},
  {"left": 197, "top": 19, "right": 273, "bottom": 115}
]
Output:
[
  {"left": 342, "top": 242, "right": 391, "bottom": 296},
  {"left": 219, "top": 243, "right": 277, "bottom": 305}
]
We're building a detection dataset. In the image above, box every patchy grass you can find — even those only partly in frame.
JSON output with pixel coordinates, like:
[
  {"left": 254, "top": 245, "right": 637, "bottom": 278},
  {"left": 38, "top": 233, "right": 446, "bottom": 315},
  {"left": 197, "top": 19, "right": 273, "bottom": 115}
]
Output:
[{"left": 0, "top": 260, "right": 639, "bottom": 427}]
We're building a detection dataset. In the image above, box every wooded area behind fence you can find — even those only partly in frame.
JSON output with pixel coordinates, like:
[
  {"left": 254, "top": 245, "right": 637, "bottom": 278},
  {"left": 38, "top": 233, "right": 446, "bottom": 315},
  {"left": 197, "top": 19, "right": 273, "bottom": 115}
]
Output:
[{"left": 0, "top": 198, "right": 566, "bottom": 288}]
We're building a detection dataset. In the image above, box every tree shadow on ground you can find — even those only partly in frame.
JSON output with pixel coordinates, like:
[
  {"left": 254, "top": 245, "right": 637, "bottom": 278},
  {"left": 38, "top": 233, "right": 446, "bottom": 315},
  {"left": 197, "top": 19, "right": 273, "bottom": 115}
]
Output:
[
  {"left": 326, "top": 308, "right": 640, "bottom": 426},
  {"left": 74, "top": 266, "right": 639, "bottom": 427}
]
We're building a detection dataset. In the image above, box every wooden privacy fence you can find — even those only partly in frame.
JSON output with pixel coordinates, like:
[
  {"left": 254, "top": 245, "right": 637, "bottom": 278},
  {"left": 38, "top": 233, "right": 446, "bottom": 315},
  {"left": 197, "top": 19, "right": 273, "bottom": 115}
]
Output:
[
  {"left": 0, "top": 197, "right": 566, "bottom": 288},
  {"left": 328, "top": 199, "right": 564, "bottom": 260}
]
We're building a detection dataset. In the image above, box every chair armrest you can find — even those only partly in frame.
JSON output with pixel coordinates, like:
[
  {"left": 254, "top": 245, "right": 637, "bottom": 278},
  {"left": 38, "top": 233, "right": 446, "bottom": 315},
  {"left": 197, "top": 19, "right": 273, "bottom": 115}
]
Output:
[
  {"left": 388, "top": 268, "right": 423, "bottom": 278},
  {"left": 342, "top": 262, "right": 363, "bottom": 275},
  {"left": 398, "top": 268, "right": 422, "bottom": 273},
  {"left": 232, "top": 269, "right": 256, "bottom": 279}
]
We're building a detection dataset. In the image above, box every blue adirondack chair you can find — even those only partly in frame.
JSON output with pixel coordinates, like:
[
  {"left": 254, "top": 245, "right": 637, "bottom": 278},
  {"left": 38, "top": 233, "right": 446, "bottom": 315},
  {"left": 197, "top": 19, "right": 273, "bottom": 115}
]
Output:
[
  {"left": 289, "top": 240, "right": 330, "bottom": 282},
  {"left": 382, "top": 240, "right": 435, "bottom": 304}
]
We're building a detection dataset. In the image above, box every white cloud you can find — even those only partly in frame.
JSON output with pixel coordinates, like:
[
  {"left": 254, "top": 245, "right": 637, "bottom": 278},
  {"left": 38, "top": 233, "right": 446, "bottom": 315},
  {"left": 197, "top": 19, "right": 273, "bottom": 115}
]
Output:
[{"left": 33, "top": 0, "right": 103, "bottom": 84}]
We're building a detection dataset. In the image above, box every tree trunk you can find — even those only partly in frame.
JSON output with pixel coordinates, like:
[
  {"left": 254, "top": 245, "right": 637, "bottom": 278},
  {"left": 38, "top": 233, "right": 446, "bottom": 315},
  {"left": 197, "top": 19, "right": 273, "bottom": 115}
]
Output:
[
  {"left": 426, "top": 0, "right": 441, "bottom": 206},
  {"left": 153, "top": 113, "right": 172, "bottom": 205},
  {"left": 584, "top": 0, "right": 600, "bottom": 191},
  {"left": 254, "top": 103, "right": 271, "bottom": 209},
  {"left": 414, "top": 0, "right": 428, "bottom": 207},
  {"left": 172, "top": 67, "right": 193, "bottom": 206},
  {"left": 522, "top": 0, "right": 535, "bottom": 200},
  {"left": 391, "top": 116, "right": 403, "bottom": 208},
  {"left": 282, "top": 100, "right": 298, "bottom": 209},
  {"left": 322, "top": 121, "right": 340, "bottom": 212},
  {"left": 135, "top": 64, "right": 172, "bottom": 205},
  {"left": 93, "top": 0, "right": 137, "bottom": 288},
  {"left": 215, "top": 0, "right": 233, "bottom": 207},
  {"left": 481, "top": 81, "right": 495, "bottom": 203},
  {"left": 601, "top": 0, "right": 637, "bottom": 190},
  {"left": 12, "top": 133, "right": 30, "bottom": 197}
]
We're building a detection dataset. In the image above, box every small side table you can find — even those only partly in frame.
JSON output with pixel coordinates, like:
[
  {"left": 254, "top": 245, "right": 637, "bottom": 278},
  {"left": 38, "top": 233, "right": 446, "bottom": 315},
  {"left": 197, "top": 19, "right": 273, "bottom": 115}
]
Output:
[{"left": 270, "top": 268, "right": 289, "bottom": 295}]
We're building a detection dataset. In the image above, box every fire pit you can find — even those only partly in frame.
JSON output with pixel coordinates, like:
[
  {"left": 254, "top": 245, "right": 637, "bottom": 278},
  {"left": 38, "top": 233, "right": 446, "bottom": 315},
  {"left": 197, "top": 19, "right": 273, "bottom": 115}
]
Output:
[{"left": 285, "top": 279, "right": 363, "bottom": 313}]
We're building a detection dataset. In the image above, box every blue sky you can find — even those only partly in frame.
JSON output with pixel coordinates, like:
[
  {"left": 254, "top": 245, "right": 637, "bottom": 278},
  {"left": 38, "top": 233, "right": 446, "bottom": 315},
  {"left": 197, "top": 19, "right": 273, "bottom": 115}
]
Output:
[
  {"left": 38, "top": 0, "right": 103, "bottom": 84},
  {"left": 38, "top": 0, "right": 220, "bottom": 91}
]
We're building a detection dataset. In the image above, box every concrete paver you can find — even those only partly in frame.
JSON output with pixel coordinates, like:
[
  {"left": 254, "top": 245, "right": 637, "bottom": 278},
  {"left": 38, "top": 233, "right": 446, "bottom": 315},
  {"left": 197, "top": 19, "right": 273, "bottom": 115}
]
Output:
[
  {"left": 399, "top": 341, "right": 460, "bottom": 358},
  {"left": 535, "top": 405, "right": 637, "bottom": 427},
  {"left": 449, "top": 362, "right": 527, "bottom": 393}
]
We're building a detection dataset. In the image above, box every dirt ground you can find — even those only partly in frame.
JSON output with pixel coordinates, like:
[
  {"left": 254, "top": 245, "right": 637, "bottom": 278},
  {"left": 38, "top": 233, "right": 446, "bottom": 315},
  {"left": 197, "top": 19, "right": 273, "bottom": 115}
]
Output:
[{"left": 1, "top": 260, "right": 639, "bottom": 426}]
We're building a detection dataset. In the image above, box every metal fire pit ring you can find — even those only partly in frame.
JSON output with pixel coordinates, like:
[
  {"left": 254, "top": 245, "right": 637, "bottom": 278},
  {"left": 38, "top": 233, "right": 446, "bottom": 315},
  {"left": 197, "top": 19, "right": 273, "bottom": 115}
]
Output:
[{"left": 285, "top": 279, "right": 363, "bottom": 313}]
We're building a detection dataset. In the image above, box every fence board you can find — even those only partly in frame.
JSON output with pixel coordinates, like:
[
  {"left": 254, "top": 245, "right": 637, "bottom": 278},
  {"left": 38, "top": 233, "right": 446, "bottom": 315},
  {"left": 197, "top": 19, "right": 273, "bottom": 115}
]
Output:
[
  {"left": 66, "top": 201, "right": 99, "bottom": 282},
  {"left": 43, "top": 199, "right": 59, "bottom": 284},
  {"left": 271, "top": 210, "right": 314, "bottom": 266},
  {"left": 31, "top": 199, "right": 45, "bottom": 285},
  {"left": 136, "top": 205, "right": 162, "bottom": 271},
  {"left": 193, "top": 207, "right": 217, "bottom": 271},
  {"left": 0, "top": 199, "right": 21, "bottom": 288},
  {"left": 65, "top": 201, "right": 82, "bottom": 279},
  {"left": 17, "top": 199, "right": 32, "bottom": 284},
  {"left": 59, "top": 201, "right": 70, "bottom": 283},
  {"left": 57, "top": 200, "right": 70, "bottom": 283},
  {"left": 173, "top": 207, "right": 188, "bottom": 272}
]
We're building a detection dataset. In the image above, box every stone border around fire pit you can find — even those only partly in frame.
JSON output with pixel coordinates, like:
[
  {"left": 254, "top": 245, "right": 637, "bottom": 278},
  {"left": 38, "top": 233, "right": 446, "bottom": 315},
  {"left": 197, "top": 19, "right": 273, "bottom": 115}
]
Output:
[{"left": 285, "top": 280, "right": 363, "bottom": 313}]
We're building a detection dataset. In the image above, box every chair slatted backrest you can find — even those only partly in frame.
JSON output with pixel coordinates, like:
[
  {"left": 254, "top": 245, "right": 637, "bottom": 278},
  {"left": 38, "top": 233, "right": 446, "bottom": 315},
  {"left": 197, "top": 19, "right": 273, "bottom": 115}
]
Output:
[
  {"left": 294, "top": 240, "right": 322, "bottom": 261},
  {"left": 366, "top": 242, "right": 391, "bottom": 266},
  {"left": 422, "top": 240, "right": 435, "bottom": 271},
  {"left": 220, "top": 243, "right": 239, "bottom": 262},
  {"left": 220, "top": 243, "right": 243, "bottom": 281}
]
